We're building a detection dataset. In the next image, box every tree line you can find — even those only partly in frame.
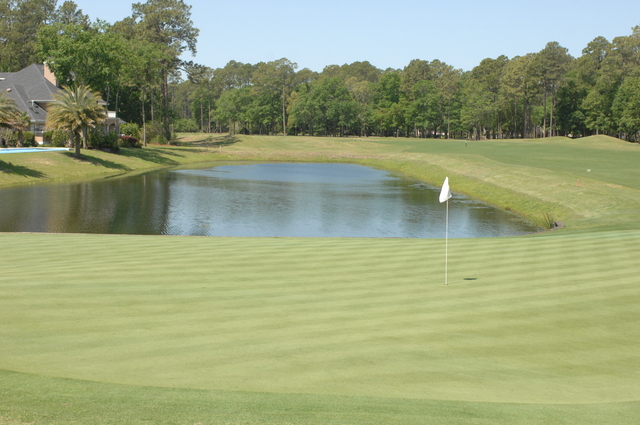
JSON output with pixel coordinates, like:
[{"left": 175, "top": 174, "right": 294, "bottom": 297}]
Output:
[
  {"left": 1, "top": 0, "right": 198, "bottom": 144},
  {"left": 175, "top": 33, "right": 640, "bottom": 141},
  {"left": 2, "top": 1, "right": 640, "bottom": 141}
]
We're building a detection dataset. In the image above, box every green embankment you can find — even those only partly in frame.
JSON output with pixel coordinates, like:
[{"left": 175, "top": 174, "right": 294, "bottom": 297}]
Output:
[
  {"left": 0, "top": 143, "right": 222, "bottom": 186},
  {"left": 205, "top": 134, "right": 640, "bottom": 231},
  {"left": 1, "top": 135, "right": 639, "bottom": 424},
  {"left": 3, "top": 134, "right": 639, "bottom": 230}
]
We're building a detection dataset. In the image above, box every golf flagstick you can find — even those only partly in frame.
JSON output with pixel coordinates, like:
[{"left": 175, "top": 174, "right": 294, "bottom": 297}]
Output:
[
  {"left": 439, "top": 177, "right": 452, "bottom": 285},
  {"left": 445, "top": 198, "right": 449, "bottom": 285}
]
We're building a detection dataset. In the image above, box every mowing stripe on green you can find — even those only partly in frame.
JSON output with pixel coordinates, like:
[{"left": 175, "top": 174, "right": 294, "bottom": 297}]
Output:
[{"left": 1, "top": 232, "right": 638, "bottom": 412}]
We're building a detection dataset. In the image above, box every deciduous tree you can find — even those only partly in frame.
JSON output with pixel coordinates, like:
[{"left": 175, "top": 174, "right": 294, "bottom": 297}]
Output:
[
  {"left": 52, "top": 1, "right": 89, "bottom": 27},
  {"left": 0, "top": 0, "right": 56, "bottom": 71},
  {"left": 252, "top": 58, "right": 298, "bottom": 135},
  {"left": 129, "top": 0, "right": 199, "bottom": 140},
  {"left": 613, "top": 76, "right": 640, "bottom": 141},
  {"left": 532, "top": 42, "right": 573, "bottom": 136}
]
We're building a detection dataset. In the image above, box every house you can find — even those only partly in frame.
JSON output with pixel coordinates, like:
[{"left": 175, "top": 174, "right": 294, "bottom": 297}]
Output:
[
  {"left": 0, "top": 64, "right": 124, "bottom": 143},
  {"left": 0, "top": 64, "right": 58, "bottom": 142}
]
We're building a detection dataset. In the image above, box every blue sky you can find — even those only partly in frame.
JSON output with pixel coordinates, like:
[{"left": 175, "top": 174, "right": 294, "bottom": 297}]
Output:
[{"left": 73, "top": 0, "right": 640, "bottom": 72}]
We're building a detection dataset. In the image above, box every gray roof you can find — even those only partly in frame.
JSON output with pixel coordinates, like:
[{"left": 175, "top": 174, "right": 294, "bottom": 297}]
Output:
[{"left": 0, "top": 64, "right": 60, "bottom": 123}]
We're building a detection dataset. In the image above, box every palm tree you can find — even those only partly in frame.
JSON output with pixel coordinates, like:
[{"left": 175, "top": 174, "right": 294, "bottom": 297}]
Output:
[
  {"left": 0, "top": 93, "right": 19, "bottom": 148},
  {"left": 0, "top": 93, "right": 19, "bottom": 128},
  {"left": 12, "top": 112, "right": 31, "bottom": 147},
  {"left": 46, "top": 85, "right": 107, "bottom": 158}
]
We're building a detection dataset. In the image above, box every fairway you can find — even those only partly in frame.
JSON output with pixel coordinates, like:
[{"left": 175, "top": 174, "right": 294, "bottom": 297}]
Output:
[{"left": 1, "top": 231, "right": 639, "bottom": 424}]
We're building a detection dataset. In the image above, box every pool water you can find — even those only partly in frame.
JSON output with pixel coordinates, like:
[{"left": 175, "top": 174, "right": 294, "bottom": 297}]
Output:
[{"left": 0, "top": 148, "right": 69, "bottom": 154}]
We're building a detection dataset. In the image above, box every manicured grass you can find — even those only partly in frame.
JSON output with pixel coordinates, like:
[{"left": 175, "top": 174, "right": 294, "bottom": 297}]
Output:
[
  {"left": 1, "top": 231, "right": 639, "bottom": 424},
  {"left": 0, "top": 144, "right": 223, "bottom": 187},
  {"left": 1, "top": 134, "right": 640, "bottom": 423}
]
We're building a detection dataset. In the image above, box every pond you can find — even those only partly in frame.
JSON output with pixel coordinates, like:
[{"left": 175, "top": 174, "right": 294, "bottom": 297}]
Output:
[{"left": 0, "top": 163, "right": 539, "bottom": 238}]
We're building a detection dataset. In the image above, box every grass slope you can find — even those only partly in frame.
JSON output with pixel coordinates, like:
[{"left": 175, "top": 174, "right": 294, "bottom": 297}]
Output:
[
  {"left": 0, "top": 145, "right": 220, "bottom": 187},
  {"left": 2, "top": 134, "right": 640, "bottom": 231},
  {"left": 214, "top": 134, "right": 640, "bottom": 231},
  {"left": 1, "top": 231, "right": 639, "bottom": 424}
]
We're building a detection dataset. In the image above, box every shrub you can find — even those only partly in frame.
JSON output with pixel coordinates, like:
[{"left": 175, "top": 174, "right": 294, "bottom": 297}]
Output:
[
  {"left": 3, "top": 131, "right": 18, "bottom": 147},
  {"left": 23, "top": 131, "right": 36, "bottom": 147},
  {"left": 144, "top": 121, "right": 166, "bottom": 144},
  {"left": 0, "top": 130, "right": 13, "bottom": 147},
  {"left": 119, "top": 135, "right": 141, "bottom": 148},
  {"left": 47, "top": 130, "right": 71, "bottom": 147},
  {"left": 120, "top": 123, "right": 141, "bottom": 139},
  {"left": 88, "top": 130, "right": 120, "bottom": 152},
  {"left": 0, "top": 130, "right": 35, "bottom": 146},
  {"left": 174, "top": 118, "right": 199, "bottom": 133},
  {"left": 150, "top": 134, "right": 168, "bottom": 145}
]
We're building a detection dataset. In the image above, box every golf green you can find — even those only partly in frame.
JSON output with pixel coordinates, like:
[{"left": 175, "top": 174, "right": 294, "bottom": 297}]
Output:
[{"left": 1, "top": 230, "right": 638, "bottom": 424}]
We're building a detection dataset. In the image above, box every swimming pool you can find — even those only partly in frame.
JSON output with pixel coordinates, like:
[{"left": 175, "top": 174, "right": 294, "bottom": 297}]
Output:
[{"left": 0, "top": 148, "right": 70, "bottom": 154}]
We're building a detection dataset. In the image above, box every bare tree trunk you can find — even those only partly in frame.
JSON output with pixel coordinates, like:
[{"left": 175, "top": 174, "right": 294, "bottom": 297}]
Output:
[
  {"left": 161, "top": 70, "right": 171, "bottom": 140},
  {"left": 514, "top": 98, "right": 518, "bottom": 138},
  {"left": 281, "top": 88, "right": 287, "bottom": 136},
  {"left": 104, "top": 86, "right": 110, "bottom": 134},
  {"left": 542, "top": 88, "right": 547, "bottom": 137},
  {"left": 142, "top": 89, "right": 147, "bottom": 147},
  {"left": 550, "top": 95, "right": 555, "bottom": 137},
  {"left": 523, "top": 100, "right": 528, "bottom": 139},
  {"left": 447, "top": 100, "right": 451, "bottom": 139},
  {"left": 115, "top": 89, "right": 120, "bottom": 135},
  {"left": 151, "top": 91, "right": 155, "bottom": 122}
]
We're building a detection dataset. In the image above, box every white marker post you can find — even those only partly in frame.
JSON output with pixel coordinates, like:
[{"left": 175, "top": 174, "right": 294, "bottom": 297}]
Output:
[{"left": 439, "top": 177, "right": 452, "bottom": 285}]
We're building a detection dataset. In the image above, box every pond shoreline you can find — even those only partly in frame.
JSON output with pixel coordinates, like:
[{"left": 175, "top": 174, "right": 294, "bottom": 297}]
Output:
[
  {"left": 0, "top": 143, "right": 552, "bottom": 232},
  {"left": 0, "top": 162, "right": 540, "bottom": 238},
  {"left": 8, "top": 134, "right": 633, "bottom": 232}
]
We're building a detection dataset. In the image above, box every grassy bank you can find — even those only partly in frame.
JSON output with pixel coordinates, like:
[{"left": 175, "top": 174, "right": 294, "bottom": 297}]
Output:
[
  {"left": 3, "top": 134, "right": 640, "bottom": 230},
  {"left": 0, "top": 144, "right": 222, "bottom": 187},
  {"left": 202, "top": 134, "right": 640, "bottom": 231}
]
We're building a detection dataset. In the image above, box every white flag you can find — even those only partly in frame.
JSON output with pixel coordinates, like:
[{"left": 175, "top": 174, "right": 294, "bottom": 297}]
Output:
[{"left": 439, "top": 177, "right": 452, "bottom": 203}]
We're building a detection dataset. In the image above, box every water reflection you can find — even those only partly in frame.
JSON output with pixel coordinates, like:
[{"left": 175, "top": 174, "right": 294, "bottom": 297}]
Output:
[{"left": 0, "top": 163, "right": 539, "bottom": 238}]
